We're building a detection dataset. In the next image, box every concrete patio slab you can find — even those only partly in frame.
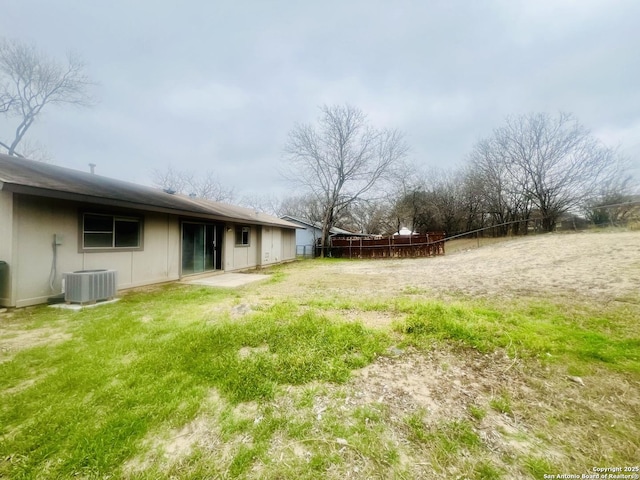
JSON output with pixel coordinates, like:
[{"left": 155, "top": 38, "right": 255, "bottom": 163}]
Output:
[{"left": 183, "top": 272, "right": 271, "bottom": 288}]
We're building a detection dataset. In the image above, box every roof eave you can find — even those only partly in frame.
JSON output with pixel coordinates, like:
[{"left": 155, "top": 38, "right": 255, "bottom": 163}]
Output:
[{"left": 4, "top": 183, "right": 296, "bottom": 228}]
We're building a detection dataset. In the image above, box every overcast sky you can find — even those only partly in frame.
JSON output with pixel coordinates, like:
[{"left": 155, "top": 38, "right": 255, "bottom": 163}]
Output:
[{"left": 2, "top": 0, "right": 639, "bottom": 199}]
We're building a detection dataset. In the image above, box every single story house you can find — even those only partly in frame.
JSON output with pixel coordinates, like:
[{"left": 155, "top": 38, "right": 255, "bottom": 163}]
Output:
[
  {"left": 280, "top": 215, "right": 369, "bottom": 257},
  {"left": 0, "top": 154, "right": 298, "bottom": 307}
]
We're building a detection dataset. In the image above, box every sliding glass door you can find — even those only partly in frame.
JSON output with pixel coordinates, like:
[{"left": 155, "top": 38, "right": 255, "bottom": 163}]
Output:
[{"left": 181, "top": 222, "right": 221, "bottom": 275}]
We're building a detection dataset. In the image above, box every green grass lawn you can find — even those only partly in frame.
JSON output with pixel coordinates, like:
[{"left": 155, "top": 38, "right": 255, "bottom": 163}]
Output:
[{"left": 1, "top": 268, "right": 639, "bottom": 479}]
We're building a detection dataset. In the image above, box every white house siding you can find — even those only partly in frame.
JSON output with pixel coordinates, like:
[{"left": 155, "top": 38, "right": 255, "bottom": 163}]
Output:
[{"left": 9, "top": 195, "right": 181, "bottom": 307}]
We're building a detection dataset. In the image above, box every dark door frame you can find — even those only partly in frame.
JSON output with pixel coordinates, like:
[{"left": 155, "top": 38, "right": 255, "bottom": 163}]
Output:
[{"left": 180, "top": 221, "right": 224, "bottom": 276}]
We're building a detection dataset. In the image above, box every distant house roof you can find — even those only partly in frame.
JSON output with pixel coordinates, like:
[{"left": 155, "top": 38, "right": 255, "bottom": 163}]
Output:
[
  {"left": 280, "top": 215, "right": 367, "bottom": 236},
  {"left": 0, "top": 153, "right": 297, "bottom": 229},
  {"left": 394, "top": 227, "right": 416, "bottom": 236}
]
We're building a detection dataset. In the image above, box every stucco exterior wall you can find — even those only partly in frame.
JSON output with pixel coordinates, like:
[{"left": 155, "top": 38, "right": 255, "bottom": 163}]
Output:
[{"left": 10, "top": 195, "right": 180, "bottom": 307}]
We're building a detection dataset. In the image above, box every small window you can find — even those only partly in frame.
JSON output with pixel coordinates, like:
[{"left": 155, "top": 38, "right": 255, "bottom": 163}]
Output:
[
  {"left": 235, "top": 226, "right": 250, "bottom": 246},
  {"left": 115, "top": 218, "right": 140, "bottom": 247},
  {"left": 83, "top": 213, "right": 142, "bottom": 250}
]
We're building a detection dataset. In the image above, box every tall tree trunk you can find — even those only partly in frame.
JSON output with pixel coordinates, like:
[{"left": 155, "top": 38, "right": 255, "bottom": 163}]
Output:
[
  {"left": 542, "top": 216, "right": 556, "bottom": 232},
  {"left": 320, "top": 208, "right": 333, "bottom": 258}
]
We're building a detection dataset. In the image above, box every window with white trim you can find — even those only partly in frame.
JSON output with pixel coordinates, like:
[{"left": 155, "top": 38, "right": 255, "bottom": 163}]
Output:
[{"left": 83, "top": 213, "right": 142, "bottom": 249}]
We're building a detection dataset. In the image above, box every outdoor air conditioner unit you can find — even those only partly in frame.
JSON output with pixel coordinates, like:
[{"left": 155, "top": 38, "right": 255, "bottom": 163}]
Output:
[{"left": 63, "top": 269, "right": 117, "bottom": 304}]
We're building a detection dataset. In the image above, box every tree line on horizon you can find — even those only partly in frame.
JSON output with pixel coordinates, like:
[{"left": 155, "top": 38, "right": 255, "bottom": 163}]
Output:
[{"left": 272, "top": 105, "right": 636, "bottom": 255}]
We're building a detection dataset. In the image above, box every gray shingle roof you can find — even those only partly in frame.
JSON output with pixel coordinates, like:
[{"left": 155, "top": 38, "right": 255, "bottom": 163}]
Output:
[{"left": 0, "top": 153, "right": 297, "bottom": 229}]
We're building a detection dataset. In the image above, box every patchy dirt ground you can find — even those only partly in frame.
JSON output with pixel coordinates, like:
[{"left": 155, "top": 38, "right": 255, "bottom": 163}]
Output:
[
  {"left": 234, "top": 231, "right": 639, "bottom": 476},
  {"left": 120, "top": 231, "right": 640, "bottom": 478},
  {"left": 4, "top": 230, "right": 640, "bottom": 478},
  {"left": 0, "top": 324, "right": 71, "bottom": 364},
  {"left": 255, "top": 230, "right": 640, "bottom": 306}
]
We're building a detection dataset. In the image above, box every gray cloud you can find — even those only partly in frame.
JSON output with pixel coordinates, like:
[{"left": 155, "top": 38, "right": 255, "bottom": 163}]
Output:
[{"left": 2, "top": 0, "right": 638, "bottom": 194}]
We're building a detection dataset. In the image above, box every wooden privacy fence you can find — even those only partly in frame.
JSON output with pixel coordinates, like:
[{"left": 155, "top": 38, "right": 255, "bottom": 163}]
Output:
[{"left": 326, "top": 233, "right": 446, "bottom": 259}]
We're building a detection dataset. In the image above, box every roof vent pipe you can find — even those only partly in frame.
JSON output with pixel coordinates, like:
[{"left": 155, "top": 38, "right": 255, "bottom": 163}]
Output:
[{"left": 89, "top": 163, "right": 96, "bottom": 174}]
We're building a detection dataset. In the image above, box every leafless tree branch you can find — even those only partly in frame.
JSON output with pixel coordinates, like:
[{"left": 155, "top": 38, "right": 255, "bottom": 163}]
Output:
[
  {"left": 152, "top": 166, "right": 235, "bottom": 203},
  {"left": 282, "top": 104, "right": 408, "bottom": 255},
  {"left": 470, "top": 112, "right": 620, "bottom": 232},
  {"left": 0, "top": 37, "right": 95, "bottom": 156}
]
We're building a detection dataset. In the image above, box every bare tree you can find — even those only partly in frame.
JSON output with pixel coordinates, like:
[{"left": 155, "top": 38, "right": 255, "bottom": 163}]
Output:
[
  {"left": 458, "top": 167, "right": 488, "bottom": 232},
  {"left": 429, "top": 169, "right": 470, "bottom": 235},
  {"left": 11, "top": 138, "right": 53, "bottom": 163},
  {"left": 389, "top": 165, "right": 481, "bottom": 236},
  {"left": 468, "top": 136, "right": 533, "bottom": 235},
  {"left": 392, "top": 188, "right": 436, "bottom": 233},
  {"left": 237, "top": 193, "right": 282, "bottom": 216},
  {"left": 276, "top": 195, "right": 325, "bottom": 222},
  {"left": 0, "top": 38, "right": 94, "bottom": 157},
  {"left": 239, "top": 193, "right": 326, "bottom": 223},
  {"left": 283, "top": 104, "right": 408, "bottom": 256},
  {"left": 0, "top": 84, "right": 13, "bottom": 114},
  {"left": 385, "top": 160, "right": 427, "bottom": 234},
  {"left": 342, "top": 198, "right": 391, "bottom": 235},
  {"left": 583, "top": 162, "right": 636, "bottom": 227},
  {"left": 483, "top": 112, "right": 619, "bottom": 232},
  {"left": 152, "top": 166, "right": 235, "bottom": 202}
]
